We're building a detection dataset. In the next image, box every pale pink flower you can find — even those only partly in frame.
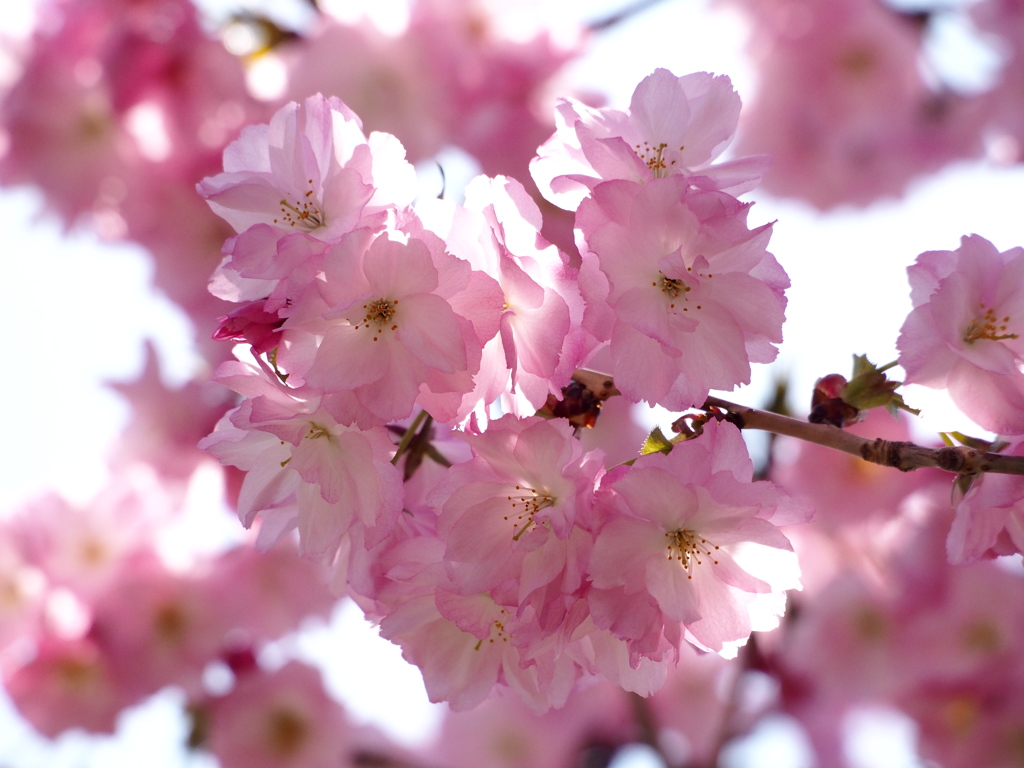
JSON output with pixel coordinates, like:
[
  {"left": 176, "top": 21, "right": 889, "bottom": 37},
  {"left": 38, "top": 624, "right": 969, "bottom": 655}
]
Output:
[
  {"left": 890, "top": 563, "right": 1024, "bottom": 768},
  {"left": 0, "top": 0, "right": 261, "bottom": 252},
  {"left": 378, "top": 589, "right": 572, "bottom": 711},
  {"left": 283, "top": 228, "right": 502, "bottom": 423},
  {"left": 589, "top": 420, "right": 802, "bottom": 657},
  {"left": 430, "top": 679, "right": 635, "bottom": 768},
  {"left": 369, "top": 517, "right": 579, "bottom": 711},
  {"left": 197, "top": 94, "right": 415, "bottom": 241},
  {"left": 87, "top": 551, "right": 232, "bottom": 700},
  {"left": 206, "top": 661, "right": 349, "bottom": 768},
  {"left": 565, "top": 606, "right": 675, "bottom": 700},
  {"left": 203, "top": 543, "right": 336, "bottom": 643},
  {"left": 730, "top": 0, "right": 984, "bottom": 208},
  {"left": 0, "top": 21, "right": 136, "bottom": 224},
  {"left": 948, "top": 437, "right": 1024, "bottom": 563},
  {"left": 282, "top": 0, "right": 580, "bottom": 179},
  {"left": 576, "top": 177, "right": 788, "bottom": 410},
  {"left": 4, "top": 635, "right": 129, "bottom": 737},
  {"left": 532, "top": 68, "right": 768, "bottom": 211},
  {"left": 13, "top": 469, "right": 168, "bottom": 603},
  {"left": 199, "top": 359, "right": 403, "bottom": 558},
  {"left": 780, "top": 572, "right": 905, "bottom": 704},
  {"left": 210, "top": 226, "right": 330, "bottom": 307},
  {"left": 905, "top": 684, "right": 1024, "bottom": 768},
  {"left": 897, "top": 234, "right": 1024, "bottom": 434},
  {"left": 432, "top": 415, "right": 600, "bottom": 601},
  {"left": 405, "top": 0, "right": 582, "bottom": 179},
  {"left": 420, "top": 174, "right": 587, "bottom": 417},
  {"left": 896, "top": 562, "right": 1024, "bottom": 684},
  {"left": 341, "top": 501, "right": 447, "bottom": 621}
]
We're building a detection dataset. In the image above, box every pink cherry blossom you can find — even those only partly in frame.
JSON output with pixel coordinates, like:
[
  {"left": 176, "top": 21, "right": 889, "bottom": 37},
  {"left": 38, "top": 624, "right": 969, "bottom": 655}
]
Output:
[
  {"left": 404, "top": 0, "right": 582, "bottom": 179},
  {"left": 206, "top": 661, "right": 350, "bottom": 768},
  {"left": 576, "top": 177, "right": 788, "bottom": 410},
  {"left": 0, "top": 0, "right": 258, "bottom": 225},
  {"left": 898, "top": 234, "right": 1024, "bottom": 434},
  {"left": 197, "top": 94, "right": 415, "bottom": 242},
  {"left": 12, "top": 469, "right": 169, "bottom": 603},
  {"left": 432, "top": 415, "right": 601, "bottom": 601},
  {"left": 729, "top": 0, "right": 985, "bottom": 209},
  {"left": 589, "top": 420, "right": 803, "bottom": 657},
  {"left": 199, "top": 358, "right": 403, "bottom": 558},
  {"left": 203, "top": 543, "right": 336, "bottom": 644},
  {"left": 282, "top": 228, "right": 502, "bottom": 424},
  {"left": 88, "top": 551, "right": 233, "bottom": 699},
  {"left": 281, "top": 0, "right": 581, "bottom": 180},
  {"left": 780, "top": 572, "right": 904, "bottom": 704},
  {"left": 948, "top": 437, "right": 1024, "bottom": 564},
  {"left": 3, "top": 635, "right": 129, "bottom": 737},
  {"left": 532, "top": 68, "right": 768, "bottom": 211},
  {"left": 420, "top": 174, "right": 588, "bottom": 417},
  {"left": 430, "top": 679, "right": 636, "bottom": 768},
  {"left": 378, "top": 587, "right": 575, "bottom": 712},
  {"left": 565, "top": 599, "right": 675, "bottom": 696}
]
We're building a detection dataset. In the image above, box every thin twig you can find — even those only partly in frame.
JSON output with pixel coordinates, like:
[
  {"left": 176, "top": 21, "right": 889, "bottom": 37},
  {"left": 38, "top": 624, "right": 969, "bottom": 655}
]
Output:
[
  {"left": 704, "top": 395, "right": 1024, "bottom": 476},
  {"left": 568, "top": 369, "right": 1024, "bottom": 477}
]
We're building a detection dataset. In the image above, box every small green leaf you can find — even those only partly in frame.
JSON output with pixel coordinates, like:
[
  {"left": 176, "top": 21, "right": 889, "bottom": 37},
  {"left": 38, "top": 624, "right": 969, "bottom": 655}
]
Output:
[
  {"left": 943, "top": 431, "right": 1009, "bottom": 453},
  {"left": 640, "top": 427, "right": 674, "bottom": 456}
]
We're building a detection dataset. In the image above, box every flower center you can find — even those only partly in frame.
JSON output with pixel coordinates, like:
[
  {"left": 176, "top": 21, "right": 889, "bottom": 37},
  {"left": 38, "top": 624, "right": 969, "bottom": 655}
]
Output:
[
  {"left": 664, "top": 529, "right": 719, "bottom": 578},
  {"left": 353, "top": 298, "right": 399, "bottom": 342},
  {"left": 652, "top": 271, "right": 703, "bottom": 312},
  {"left": 633, "top": 141, "right": 684, "bottom": 178},
  {"left": 963, "top": 303, "right": 1019, "bottom": 345},
  {"left": 267, "top": 707, "right": 309, "bottom": 756},
  {"left": 305, "top": 423, "right": 331, "bottom": 440},
  {"left": 274, "top": 179, "right": 323, "bottom": 230},
  {"left": 474, "top": 608, "right": 511, "bottom": 650},
  {"left": 504, "top": 484, "right": 556, "bottom": 541}
]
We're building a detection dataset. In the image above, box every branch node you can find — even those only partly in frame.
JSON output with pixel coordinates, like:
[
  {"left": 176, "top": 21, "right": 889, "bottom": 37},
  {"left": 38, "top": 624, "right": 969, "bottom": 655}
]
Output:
[
  {"left": 860, "top": 438, "right": 896, "bottom": 467},
  {"left": 936, "top": 446, "right": 967, "bottom": 473}
]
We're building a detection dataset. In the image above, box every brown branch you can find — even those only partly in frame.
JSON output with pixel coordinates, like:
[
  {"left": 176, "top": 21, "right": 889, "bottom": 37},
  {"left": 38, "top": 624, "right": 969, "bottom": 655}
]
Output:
[
  {"left": 566, "top": 369, "right": 1024, "bottom": 477},
  {"left": 705, "top": 395, "right": 1024, "bottom": 476}
]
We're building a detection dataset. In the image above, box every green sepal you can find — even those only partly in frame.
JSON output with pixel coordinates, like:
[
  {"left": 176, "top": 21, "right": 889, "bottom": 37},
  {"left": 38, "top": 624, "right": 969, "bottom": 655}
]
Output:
[{"left": 843, "top": 354, "right": 920, "bottom": 417}]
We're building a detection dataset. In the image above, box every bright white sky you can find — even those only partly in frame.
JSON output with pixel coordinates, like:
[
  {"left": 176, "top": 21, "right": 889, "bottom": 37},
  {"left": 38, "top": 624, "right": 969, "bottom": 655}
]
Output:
[{"left": 1, "top": 0, "right": 1023, "bottom": 766}]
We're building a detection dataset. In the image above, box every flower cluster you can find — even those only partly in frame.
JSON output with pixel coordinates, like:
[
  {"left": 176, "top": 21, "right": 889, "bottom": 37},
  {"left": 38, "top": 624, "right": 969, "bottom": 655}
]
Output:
[
  {"left": 533, "top": 69, "right": 789, "bottom": 409},
  {"left": 197, "top": 77, "right": 803, "bottom": 708},
  {"left": 9, "top": 0, "right": 1024, "bottom": 762},
  {"left": 897, "top": 234, "right": 1024, "bottom": 563}
]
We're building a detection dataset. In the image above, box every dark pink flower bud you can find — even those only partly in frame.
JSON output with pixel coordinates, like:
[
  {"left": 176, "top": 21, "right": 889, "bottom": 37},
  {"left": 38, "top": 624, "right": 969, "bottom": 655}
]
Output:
[{"left": 213, "top": 300, "right": 284, "bottom": 355}]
